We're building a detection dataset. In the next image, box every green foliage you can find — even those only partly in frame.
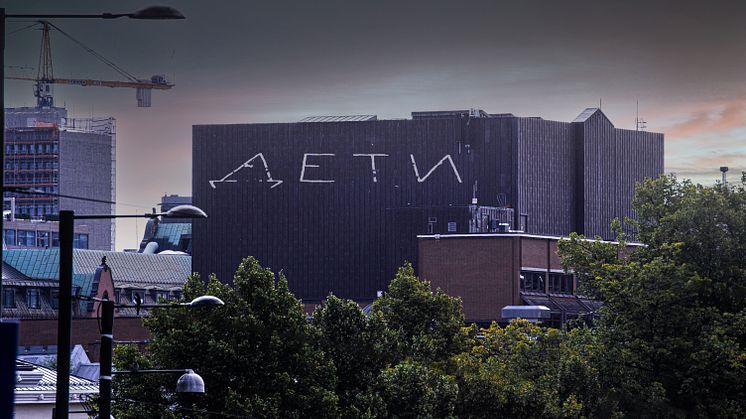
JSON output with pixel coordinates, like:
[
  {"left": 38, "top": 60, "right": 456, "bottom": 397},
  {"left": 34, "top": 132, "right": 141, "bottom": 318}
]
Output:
[
  {"left": 111, "top": 344, "right": 178, "bottom": 418},
  {"left": 115, "top": 258, "right": 338, "bottom": 418},
  {"left": 312, "top": 295, "right": 388, "bottom": 418},
  {"left": 378, "top": 361, "right": 458, "bottom": 419},
  {"left": 558, "top": 175, "right": 746, "bottom": 418},
  {"left": 371, "top": 263, "right": 469, "bottom": 365},
  {"left": 453, "top": 320, "right": 615, "bottom": 418}
]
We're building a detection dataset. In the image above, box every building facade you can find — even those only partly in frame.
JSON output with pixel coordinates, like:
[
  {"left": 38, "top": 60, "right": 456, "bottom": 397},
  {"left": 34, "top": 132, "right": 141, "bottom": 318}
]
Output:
[
  {"left": 2, "top": 249, "right": 191, "bottom": 359},
  {"left": 418, "top": 233, "right": 606, "bottom": 326},
  {"left": 3, "top": 106, "right": 116, "bottom": 250},
  {"left": 192, "top": 108, "right": 663, "bottom": 302}
]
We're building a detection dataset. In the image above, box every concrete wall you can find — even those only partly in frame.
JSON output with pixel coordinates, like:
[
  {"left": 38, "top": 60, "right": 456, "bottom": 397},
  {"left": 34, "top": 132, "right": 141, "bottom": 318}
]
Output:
[{"left": 59, "top": 131, "right": 115, "bottom": 250}]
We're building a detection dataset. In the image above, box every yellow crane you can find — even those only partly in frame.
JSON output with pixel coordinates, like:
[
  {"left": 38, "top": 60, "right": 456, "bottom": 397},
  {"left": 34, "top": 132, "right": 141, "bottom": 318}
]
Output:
[{"left": 6, "top": 21, "right": 173, "bottom": 107}]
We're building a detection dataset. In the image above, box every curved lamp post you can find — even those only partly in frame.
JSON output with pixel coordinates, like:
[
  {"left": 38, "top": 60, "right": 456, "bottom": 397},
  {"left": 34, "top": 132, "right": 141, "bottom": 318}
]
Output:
[
  {"left": 99, "top": 293, "right": 224, "bottom": 418},
  {"left": 57, "top": 203, "right": 201, "bottom": 419}
]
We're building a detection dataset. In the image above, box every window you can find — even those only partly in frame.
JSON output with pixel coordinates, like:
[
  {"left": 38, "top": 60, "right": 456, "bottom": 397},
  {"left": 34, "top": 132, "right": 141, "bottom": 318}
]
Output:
[
  {"left": 132, "top": 289, "right": 146, "bottom": 305},
  {"left": 51, "top": 232, "right": 60, "bottom": 247},
  {"left": 17, "top": 230, "right": 35, "bottom": 247},
  {"left": 73, "top": 233, "right": 89, "bottom": 249},
  {"left": 548, "top": 273, "right": 574, "bottom": 294},
  {"left": 37, "top": 231, "right": 50, "bottom": 248},
  {"left": 3, "top": 289, "right": 16, "bottom": 308},
  {"left": 447, "top": 222, "right": 457, "bottom": 232},
  {"left": 152, "top": 290, "right": 168, "bottom": 303},
  {"left": 50, "top": 289, "right": 59, "bottom": 309},
  {"left": 520, "top": 271, "right": 545, "bottom": 292},
  {"left": 3, "top": 229, "right": 15, "bottom": 246},
  {"left": 27, "top": 288, "right": 41, "bottom": 309}
]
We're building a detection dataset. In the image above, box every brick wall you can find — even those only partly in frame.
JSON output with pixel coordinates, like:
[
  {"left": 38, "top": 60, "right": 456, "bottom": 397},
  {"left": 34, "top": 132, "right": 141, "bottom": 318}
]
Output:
[{"left": 18, "top": 317, "right": 150, "bottom": 362}]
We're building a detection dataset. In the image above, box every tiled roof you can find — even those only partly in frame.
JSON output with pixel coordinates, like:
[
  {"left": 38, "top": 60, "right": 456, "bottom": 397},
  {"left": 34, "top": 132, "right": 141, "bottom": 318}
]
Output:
[
  {"left": 2, "top": 263, "right": 30, "bottom": 281},
  {"left": 3, "top": 249, "right": 191, "bottom": 291},
  {"left": 15, "top": 360, "right": 99, "bottom": 403},
  {"left": 73, "top": 250, "right": 191, "bottom": 290}
]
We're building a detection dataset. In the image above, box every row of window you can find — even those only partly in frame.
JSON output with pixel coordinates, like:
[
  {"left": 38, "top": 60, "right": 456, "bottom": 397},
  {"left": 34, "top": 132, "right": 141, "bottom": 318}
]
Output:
[
  {"left": 1, "top": 287, "right": 183, "bottom": 310},
  {"left": 4, "top": 175, "right": 60, "bottom": 184},
  {"left": 520, "top": 271, "right": 575, "bottom": 294},
  {"left": 4, "top": 203, "right": 60, "bottom": 218},
  {"left": 5, "top": 160, "right": 59, "bottom": 171},
  {"left": 5, "top": 143, "right": 59, "bottom": 154},
  {"left": 2, "top": 229, "right": 88, "bottom": 249},
  {"left": 114, "top": 289, "right": 182, "bottom": 305},
  {"left": 2, "top": 288, "right": 60, "bottom": 309}
]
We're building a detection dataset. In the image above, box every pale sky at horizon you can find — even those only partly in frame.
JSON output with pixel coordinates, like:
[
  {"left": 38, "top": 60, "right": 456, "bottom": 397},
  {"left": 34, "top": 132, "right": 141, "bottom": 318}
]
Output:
[{"left": 4, "top": 0, "right": 746, "bottom": 250}]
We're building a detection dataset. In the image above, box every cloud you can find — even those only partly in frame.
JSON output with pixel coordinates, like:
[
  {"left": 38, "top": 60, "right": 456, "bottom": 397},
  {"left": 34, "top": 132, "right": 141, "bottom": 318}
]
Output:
[{"left": 663, "top": 100, "right": 746, "bottom": 140}]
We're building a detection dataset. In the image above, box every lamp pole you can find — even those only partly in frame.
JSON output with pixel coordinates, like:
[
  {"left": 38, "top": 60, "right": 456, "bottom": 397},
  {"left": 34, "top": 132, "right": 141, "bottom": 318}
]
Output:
[
  {"left": 56, "top": 204, "right": 202, "bottom": 419},
  {"left": 98, "top": 294, "right": 222, "bottom": 418},
  {"left": 99, "top": 300, "right": 114, "bottom": 419}
]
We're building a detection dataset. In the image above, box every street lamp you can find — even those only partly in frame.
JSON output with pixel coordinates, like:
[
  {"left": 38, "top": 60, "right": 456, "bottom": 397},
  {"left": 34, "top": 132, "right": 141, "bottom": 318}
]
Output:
[
  {"left": 56, "top": 204, "right": 203, "bottom": 419},
  {"left": 98, "top": 293, "right": 223, "bottom": 419}
]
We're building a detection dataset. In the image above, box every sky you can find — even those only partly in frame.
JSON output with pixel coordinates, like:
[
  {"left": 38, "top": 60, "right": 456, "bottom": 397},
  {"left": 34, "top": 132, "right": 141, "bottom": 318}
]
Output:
[{"left": 4, "top": 0, "right": 746, "bottom": 250}]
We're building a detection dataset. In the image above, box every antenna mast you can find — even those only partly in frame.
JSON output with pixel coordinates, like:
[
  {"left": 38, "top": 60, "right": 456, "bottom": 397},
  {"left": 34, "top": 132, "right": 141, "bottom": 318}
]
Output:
[{"left": 635, "top": 100, "right": 647, "bottom": 131}]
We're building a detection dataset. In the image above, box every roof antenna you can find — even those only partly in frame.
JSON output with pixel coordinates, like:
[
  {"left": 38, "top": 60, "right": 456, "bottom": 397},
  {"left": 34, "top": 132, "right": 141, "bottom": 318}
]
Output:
[
  {"left": 635, "top": 100, "right": 647, "bottom": 131},
  {"left": 599, "top": 98, "right": 602, "bottom": 109}
]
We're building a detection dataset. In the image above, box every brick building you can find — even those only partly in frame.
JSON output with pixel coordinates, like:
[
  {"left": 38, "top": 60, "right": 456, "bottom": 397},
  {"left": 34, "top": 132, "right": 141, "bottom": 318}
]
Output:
[{"left": 418, "top": 233, "right": 615, "bottom": 326}]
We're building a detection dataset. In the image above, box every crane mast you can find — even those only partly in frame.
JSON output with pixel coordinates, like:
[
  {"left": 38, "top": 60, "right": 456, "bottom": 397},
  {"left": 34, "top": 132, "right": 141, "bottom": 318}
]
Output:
[{"left": 5, "top": 21, "right": 174, "bottom": 107}]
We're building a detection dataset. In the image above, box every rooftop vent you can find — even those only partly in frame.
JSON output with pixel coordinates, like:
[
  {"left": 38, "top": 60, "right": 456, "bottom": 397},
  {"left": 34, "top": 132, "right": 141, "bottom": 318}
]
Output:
[{"left": 299, "top": 115, "right": 377, "bottom": 122}]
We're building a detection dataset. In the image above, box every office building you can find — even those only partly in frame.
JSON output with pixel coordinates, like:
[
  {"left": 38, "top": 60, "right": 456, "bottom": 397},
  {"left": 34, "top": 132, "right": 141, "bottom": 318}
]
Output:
[{"left": 4, "top": 106, "right": 115, "bottom": 250}]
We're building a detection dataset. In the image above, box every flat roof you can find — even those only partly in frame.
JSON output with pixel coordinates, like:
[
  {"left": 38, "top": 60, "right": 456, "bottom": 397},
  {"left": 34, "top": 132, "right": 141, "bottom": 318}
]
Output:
[{"left": 417, "top": 232, "right": 643, "bottom": 246}]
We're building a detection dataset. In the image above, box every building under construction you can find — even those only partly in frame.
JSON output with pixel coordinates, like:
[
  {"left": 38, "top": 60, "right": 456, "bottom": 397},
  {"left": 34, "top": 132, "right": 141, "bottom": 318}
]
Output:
[
  {"left": 3, "top": 106, "right": 115, "bottom": 250},
  {"left": 192, "top": 108, "right": 664, "bottom": 303}
]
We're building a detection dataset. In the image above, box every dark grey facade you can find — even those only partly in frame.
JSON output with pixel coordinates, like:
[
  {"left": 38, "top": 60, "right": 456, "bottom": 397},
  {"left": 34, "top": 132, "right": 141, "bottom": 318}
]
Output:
[{"left": 192, "top": 108, "right": 663, "bottom": 301}]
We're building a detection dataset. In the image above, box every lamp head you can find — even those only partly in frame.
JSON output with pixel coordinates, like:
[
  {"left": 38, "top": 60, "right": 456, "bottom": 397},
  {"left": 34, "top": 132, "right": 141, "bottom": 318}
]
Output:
[
  {"left": 188, "top": 295, "right": 225, "bottom": 307},
  {"left": 129, "top": 6, "right": 185, "bottom": 19},
  {"left": 163, "top": 205, "right": 207, "bottom": 219},
  {"left": 176, "top": 369, "right": 205, "bottom": 393}
]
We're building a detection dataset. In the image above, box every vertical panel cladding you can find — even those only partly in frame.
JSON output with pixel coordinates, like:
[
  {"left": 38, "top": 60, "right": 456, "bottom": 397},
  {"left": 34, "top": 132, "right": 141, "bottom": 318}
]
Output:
[
  {"left": 193, "top": 118, "right": 516, "bottom": 301},
  {"left": 580, "top": 111, "right": 617, "bottom": 239},
  {"left": 613, "top": 128, "right": 664, "bottom": 238},
  {"left": 193, "top": 110, "right": 663, "bottom": 302},
  {"left": 576, "top": 110, "right": 664, "bottom": 240},
  {"left": 515, "top": 118, "right": 575, "bottom": 235},
  {"left": 59, "top": 131, "right": 114, "bottom": 250}
]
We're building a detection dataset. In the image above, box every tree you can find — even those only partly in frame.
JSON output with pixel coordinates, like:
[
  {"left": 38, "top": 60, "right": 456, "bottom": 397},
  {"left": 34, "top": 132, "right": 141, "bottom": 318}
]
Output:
[
  {"left": 378, "top": 361, "right": 458, "bottom": 419},
  {"left": 558, "top": 175, "right": 746, "bottom": 418},
  {"left": 453, "top": 320, "right": 612, "bottom": 419},
  {"left": 113, "top": 257, "right": 338, "bottom": 418},
  {"left": 312, "top": 295, "right": 388, "bottom": 418},
  {"left": 370, "top": 263, "right": 469, "bottom": 365}
]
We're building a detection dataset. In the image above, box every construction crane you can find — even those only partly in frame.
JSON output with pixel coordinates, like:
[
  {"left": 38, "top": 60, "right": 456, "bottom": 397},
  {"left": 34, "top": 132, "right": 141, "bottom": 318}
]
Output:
[{"left": 6, "top": 21, "right": 173, "bottom": 107}]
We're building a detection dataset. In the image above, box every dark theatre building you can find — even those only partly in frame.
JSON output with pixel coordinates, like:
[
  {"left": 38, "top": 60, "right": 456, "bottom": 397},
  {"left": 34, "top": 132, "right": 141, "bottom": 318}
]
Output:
[{"left": 193, "top": 108, "right": 663, "bottom": 305}]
